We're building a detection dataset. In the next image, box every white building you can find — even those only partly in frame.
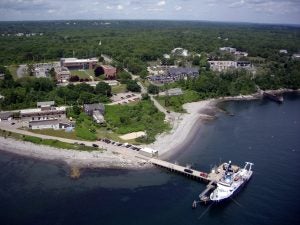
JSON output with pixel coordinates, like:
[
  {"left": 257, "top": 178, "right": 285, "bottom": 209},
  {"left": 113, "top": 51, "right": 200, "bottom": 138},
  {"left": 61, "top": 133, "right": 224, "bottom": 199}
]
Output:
[
  {"left": 219, "top": 47, "right": 236, "bottom": 53},
  {"left": 279, "top": 49, "right": 288, "bottom": 54},
  {"left": 140, "top": 148, "right": 158, "bottom": 157},
  {"left": 29, "top": 119, "right": 73, "bottom": 130},
  {"left": 208, "top": 61, "right": 251, "bottom": 72}
]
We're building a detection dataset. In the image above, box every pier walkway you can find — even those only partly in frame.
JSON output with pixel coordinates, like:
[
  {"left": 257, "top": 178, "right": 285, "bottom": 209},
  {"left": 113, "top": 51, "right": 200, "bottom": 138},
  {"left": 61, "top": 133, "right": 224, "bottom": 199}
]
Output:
[{"left": 149, "top": 158, "right": 222, "bottom": 182}]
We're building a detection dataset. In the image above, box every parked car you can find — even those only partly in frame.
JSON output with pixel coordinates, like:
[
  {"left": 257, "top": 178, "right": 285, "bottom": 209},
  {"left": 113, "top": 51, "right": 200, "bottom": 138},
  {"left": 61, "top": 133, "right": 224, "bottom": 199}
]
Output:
[
  {"left": 80, "top": 143, "right": 85, "bottom": 146},
  {"left": 92, "top": 144, "right": 99, "bottom": 148},
  {"left": 184, "top": 168, "right": 193, "bottom": 174}
]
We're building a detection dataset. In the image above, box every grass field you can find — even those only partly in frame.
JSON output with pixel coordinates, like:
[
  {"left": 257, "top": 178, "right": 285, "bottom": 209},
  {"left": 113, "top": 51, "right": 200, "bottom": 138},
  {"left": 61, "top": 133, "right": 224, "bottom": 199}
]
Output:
[
  {"left": 156, "top": 90, "right": 201, "bottom": 112},
  {"left": 71, "top": 69, "right": 95, "bottom": 80},
  {"left": 105, "top": 99, "right": 170, "bottom": 143},
  {"left": 112, "top": 84, "right": 127, "bottom": 94}
]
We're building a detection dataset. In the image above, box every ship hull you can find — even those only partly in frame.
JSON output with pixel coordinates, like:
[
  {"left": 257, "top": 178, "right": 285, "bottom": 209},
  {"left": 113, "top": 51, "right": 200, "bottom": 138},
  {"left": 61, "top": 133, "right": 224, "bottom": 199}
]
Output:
[{"left": 210, "top": 175, "right": 252, "bottom": 203}]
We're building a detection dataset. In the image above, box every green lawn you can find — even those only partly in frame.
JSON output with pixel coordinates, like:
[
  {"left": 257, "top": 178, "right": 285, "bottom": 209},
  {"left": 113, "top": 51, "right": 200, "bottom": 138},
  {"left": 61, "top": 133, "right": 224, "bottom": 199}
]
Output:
[
  {"left": 156, "top": 90, "right": 201, "bottom": 113},
  {"left": 105, "top": 99, "right": 170, "bottom": 143},
  {"left": 112, "top": 84, "right": 127, "bottom": 94},
  {"left": 71, "top": 70, "right": 94, "bottom": 80}
]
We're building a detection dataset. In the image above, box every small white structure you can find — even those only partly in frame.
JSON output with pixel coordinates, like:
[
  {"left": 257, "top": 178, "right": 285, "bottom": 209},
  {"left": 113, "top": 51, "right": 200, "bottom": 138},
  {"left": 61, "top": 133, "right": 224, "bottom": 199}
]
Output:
[
  {"left": 171, "top": 48, "right": 189, "bottom": 57},
  {"left": 219, "top": 47, "right": 236, "bottom": 53},
  {"left": 167, "top": 88, "right": 183, "bottom": 96},
  {"left": 279, "top": 49, "right": 288, "bottom": 54},
  {"left": 163, "top": 54, "right": 171, "bottom": 59},
  {"left": 292, "top": 54, "right": 300, "bottom": 59},
  {"left": 0, "top": 112, "right": 13, "bottom": 122},
  {"left": 140, "top": 148, "right": 158, "bottom": 157}
]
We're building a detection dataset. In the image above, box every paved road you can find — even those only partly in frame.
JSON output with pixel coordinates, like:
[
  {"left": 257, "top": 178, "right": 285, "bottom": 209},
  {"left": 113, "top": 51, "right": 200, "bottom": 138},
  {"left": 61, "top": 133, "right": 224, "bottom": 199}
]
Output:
[{"left": 0, "top": 121, "right": 150, "bottom": 161}]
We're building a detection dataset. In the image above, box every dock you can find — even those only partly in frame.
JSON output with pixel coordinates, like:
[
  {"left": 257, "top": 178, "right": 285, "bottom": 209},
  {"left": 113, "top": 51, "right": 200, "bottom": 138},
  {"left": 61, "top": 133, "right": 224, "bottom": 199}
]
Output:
[{"left": 149, "top": 158, "right": 233, "bottom": 207}]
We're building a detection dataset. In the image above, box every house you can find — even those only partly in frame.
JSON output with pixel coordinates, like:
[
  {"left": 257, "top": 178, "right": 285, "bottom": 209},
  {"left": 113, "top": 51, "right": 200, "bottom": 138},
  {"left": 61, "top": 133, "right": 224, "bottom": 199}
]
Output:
[
  {"left": 56, "top": 67, "right": 71, "bottom": 83},
  {"left": 84, "top": 103, "right": 105, "bottom": 124},
  {"left": 235, "top": 51, "right": 248, "bottom": 57},
  {"left": 140, "top": 148, "right": 158, "bottom": 157},
  {"left": 29, "top": 119, "right": 74, "bottom": 130},
  {"left": 0, "top": 73, "right": 4, "bottom": 79},
  {"left": 0, "top": 112, "right": 13, "bottom": 121},
  {"left": 100, "top": 65, "right": 117, "bottom": 79},
  {"left": 60, "top": 58, "right": 98, "bottom": 70},
  {"left": 292, "top": 54, "right": 300, "bottom": 59}
]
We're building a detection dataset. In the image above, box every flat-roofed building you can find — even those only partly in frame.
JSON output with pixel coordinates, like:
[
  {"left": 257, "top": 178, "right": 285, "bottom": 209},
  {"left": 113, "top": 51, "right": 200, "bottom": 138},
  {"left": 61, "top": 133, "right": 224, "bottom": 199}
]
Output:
[
  {"left": 29, "top": 119, "right": 74, "bottom": 130},
  {"left": 148, "top": 67, "right": 199, "bottom": 84},
  {"left": 20, "top": 106, "right": 66, "bottom": 122},
  {"left": 140, "top": 148, "right": 158, "bottom": 157},
  {"left": 37, "top": 101, "right": 55, "bottom": 108},
  {"left": 56, "top": 67, "right": 71, "bottom": 83},
  {"left": 60, "top": 58, "right": 98, "bottom": 70},
  {"left": 101, "top": 65, "right": 117, "bottom": 79}
]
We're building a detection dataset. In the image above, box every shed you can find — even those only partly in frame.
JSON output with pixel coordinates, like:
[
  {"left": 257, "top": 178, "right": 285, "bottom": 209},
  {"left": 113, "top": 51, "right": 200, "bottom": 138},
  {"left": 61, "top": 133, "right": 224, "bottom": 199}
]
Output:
[{"left": 140, "top": 148, "right": 158, "bottom": 158}]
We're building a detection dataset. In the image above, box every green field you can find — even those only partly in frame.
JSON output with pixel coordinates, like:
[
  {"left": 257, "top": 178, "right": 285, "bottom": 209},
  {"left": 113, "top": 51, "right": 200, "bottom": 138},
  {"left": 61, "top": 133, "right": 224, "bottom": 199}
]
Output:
[
  {"left": 111, "top": 84, "right": 127, "bottom": 94},
  {"left": 71, "top": 69, "right": 95, "bottom": 80},
  {"left": 156, "top": 90, "right": 201, "bottom": 113},
  {"left": 105, "top": 99, "right": 170, "bottom": 143}
]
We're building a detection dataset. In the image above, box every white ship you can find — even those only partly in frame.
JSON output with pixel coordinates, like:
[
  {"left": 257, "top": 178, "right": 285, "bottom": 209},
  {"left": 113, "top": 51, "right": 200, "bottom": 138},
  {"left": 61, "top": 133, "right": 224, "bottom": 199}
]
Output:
[{"left": 210, "top": 161, "right": 253, "bottom": 202}]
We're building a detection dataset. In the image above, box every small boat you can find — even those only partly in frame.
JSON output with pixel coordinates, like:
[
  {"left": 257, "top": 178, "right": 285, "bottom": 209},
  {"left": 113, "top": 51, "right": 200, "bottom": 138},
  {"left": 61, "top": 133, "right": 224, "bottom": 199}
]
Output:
[
  {"left": 210, "top": 161, "right": 253, "bottom": 202},
  {"left": 263, "top": 92, "right": 284, "bottom": 103}
]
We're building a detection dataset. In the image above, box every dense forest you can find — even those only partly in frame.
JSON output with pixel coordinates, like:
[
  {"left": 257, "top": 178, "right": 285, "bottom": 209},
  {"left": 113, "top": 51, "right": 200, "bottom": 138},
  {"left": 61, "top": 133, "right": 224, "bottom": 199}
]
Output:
[
  {"left": 0, "top": 20, "right": 300, "bottom": 111},
  {"left": 1, "top": 20, "right": 300, "bottom": 75}
]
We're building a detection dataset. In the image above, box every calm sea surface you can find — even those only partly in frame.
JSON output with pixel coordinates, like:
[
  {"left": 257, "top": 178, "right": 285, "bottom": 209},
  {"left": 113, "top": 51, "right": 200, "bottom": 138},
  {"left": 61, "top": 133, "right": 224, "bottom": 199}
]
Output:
[{"left": 0, "top": 93, "right": 299, "bottom": 225}]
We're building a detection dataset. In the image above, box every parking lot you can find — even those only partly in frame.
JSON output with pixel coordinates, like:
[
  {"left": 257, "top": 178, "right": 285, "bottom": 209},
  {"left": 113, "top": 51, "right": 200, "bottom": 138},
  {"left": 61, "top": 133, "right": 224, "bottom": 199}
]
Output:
[{"left": 109, "top": 92, "right": 141, "bottom": 105}]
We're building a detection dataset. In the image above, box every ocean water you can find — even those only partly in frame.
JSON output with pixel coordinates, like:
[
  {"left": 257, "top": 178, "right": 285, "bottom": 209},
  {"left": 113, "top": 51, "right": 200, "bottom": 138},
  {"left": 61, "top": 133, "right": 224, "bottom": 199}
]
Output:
[{"left": 0, "top": 93, "right": 299, "bottom": 225}]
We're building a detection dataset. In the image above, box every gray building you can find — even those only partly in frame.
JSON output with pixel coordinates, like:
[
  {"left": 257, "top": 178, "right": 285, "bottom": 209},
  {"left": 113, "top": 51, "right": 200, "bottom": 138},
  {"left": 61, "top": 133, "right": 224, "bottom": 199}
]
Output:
[
  {"left": 29, "top": 119, "right": 74, "bottom": 130},
  {"left": 0, "top": 112, "right": 13, "bottom": 121},
  {"left": 84, "top": 103, "right": 105, "bottom": 116},
  {"left": 84, "top": 103, "right": 105, "bottom": 124}
]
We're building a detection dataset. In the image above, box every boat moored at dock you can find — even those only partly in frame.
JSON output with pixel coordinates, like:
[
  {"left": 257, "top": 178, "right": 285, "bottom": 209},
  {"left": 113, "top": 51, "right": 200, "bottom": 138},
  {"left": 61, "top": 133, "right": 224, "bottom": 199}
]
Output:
[{"left": 210, "top": 161, "right": 253, "bottom": 202}]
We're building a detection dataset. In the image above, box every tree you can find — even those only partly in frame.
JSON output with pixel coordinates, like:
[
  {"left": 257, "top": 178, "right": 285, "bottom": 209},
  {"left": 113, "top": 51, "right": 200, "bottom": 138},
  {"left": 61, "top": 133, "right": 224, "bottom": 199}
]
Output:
[
  {"left": 148, "top": 84, "right": 159, "bottom": 95},
  {"left": 117, "top": 71, "right": 132, "bottom": 84},
  {"left": 94, "top": 66, "right": 104, "bottom": 77},
  {"left": 95, "top": 81, "right": 112, "bottom": 96},
  {"left": 126, "top": 80, "right": 141, "bottom": 92}
]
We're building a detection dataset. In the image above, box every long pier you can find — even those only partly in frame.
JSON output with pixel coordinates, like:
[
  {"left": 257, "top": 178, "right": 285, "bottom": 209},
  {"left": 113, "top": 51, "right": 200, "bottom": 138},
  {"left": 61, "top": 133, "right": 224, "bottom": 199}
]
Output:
[{"left": 149, "top": 158, "right": 223, "bottom": 182}]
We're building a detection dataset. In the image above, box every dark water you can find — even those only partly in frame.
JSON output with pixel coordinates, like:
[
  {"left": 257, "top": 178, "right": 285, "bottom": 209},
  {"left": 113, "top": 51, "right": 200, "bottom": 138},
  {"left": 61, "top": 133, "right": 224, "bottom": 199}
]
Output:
[{"left": 1, "top": 93, "right": 300, "bottom": 225}]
